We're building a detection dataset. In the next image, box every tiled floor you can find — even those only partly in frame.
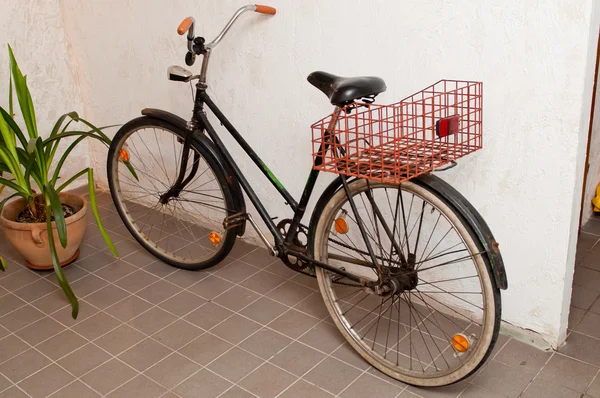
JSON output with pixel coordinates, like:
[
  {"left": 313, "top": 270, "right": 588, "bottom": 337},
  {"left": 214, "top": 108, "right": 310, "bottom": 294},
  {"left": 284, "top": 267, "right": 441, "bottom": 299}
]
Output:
[{"left": 1, "top": 193, "right": 600, "bottom": 398}]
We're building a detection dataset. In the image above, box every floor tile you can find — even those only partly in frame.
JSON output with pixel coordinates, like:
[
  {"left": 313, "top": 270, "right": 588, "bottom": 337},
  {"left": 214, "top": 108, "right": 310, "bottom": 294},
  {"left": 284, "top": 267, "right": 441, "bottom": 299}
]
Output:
[
  {"left": 173, "top": 369, "right": 232, "bottom": 398},
  {"left": 2, "top": 349, "right": 51, "bottom": 383},
  {"left": 521, "top": 377, "right": 581, "bottom": 398},
  {"left": 105, "top": 295, "right": 153, "bottom": 322},
  {"left": 164, "top": 269, "right": 211, "bottom": 288},
  {"left": 0, "top": 374, "right": 10, "bottom": 392},
  {"left": 107, "top": 374, "right": 166, "bottom": 398},
  {"left": 36, "top": 329, "right": 87, "bottom": 360},
  {"left": 158, "top": 290, "right": 205, "bottom": 317},
  {"left": 0, "top": 294, "right": 25, "bottom": 317},
  {"left": 214, "top": 260, "right": 260, "bottom": 283},
  {"left": 17, "top": 364, "right": 75, "bottom": 398},
  {"left": 128, "top": 306, "right": 177, "bottom": 335},
  {"left": 178, "top": 333, "right": 233, "bottom": 365},
  {"left": 407, "top": 379, "right": 469, "bottom": 398},
  {"left": 184, "top": 302, "right": 233, "bottom": 330},
  {"left": 57, "top": 343, "right": 111, "bottom": 377},
  {"left": 460, "top": 383, "right": 511, "bottom": 398},
  {"left": 240, "top": 297, "right": 289, "bottom": 324},
  {"left": 583, "top": 220, "right": 600, "bottom": 236},
  {"left": 144, "top": 352, "right": 200, "bottom": 389},
  {"left": 331, "top": 342, "right": 371, "bottom": 370},
  {"left": 0, "top": 269, "right": 40, "bottom": 292},
  {"left": 114, "top": 270, "right": 159, "bottom": 293},
  {"left": 493, "top": 338, "right": 552, "bottom": 375},
  {"left": 94, "top": 260, "right": 137, "bottom": 282},
  {"left": 340, "top": 372, "right": 402, "bottom": 398},
  {"left": 299, "top": 321, "right": 345, "bottom": 354},
  {"left": 81, "top": 358, "right": 138, "bottom": 396},
  {"left": 570, "top": 306, "right": 587, "bottom": 328},
  {"left": 304, "top": 357, "right": 362, "bottom": 395},
  {"left": 136, "top": 280, "right": 180, "bottom": 304},
  {"left": 152, "top": 319, "right": 204, "bottom": 350},
  {"left": 94, "top": 324, "right": 145, "bottom": 355},
  {"left": 0, "top": 387, "right": 28, "bottom": 398},
  {"left": 471, "top": 360, "right": 532, "bottom": 397},
  {"left": 559, "top": 332, "right": 600, "bottom": 367},
  {"left": 15, "top": 316, "right": 65, "bottom": 346},
  {"left": 72, "top": 311, "right": 121, "bottom": 340},
  {"left": 13, "top": 279, "right": 58, "bottom": 302},
  {"left": 279, "top": 379, "right": 334, "bottom": 397},
  {"left": 51, "top": 299, "right": 99, "bottom": 327},
  {"left": 213, "top": 285, "right": 260, "bottom": 312},
  {"left": 187, "top": 275, "right": 234, "bottom": 300},
  {"left": 239, "top": 248, "right": 278, "bottom": 268},
  {"left": 240, "top": 328, "right": 293, "bottom": 360},
  {"left": 30, "top": 290, "right": 72, "bottom": 315},
  {"left": 49, "top": 380, "right": 100, "bottom": 398},
  {"left": 46, "top": 265, "right": 90, "bottom": 288},
  {"left": 264, "top": 261, "right": 298, "bottom": 279},
  {"left": 241, "top": 271, "right": 287, "bottom": 295},
  {"left": 229, "top": 240, "right": 258, "bottom": 259},
  {"left": 293, "top": 292, "right": 331, "bottom": 320},
  {"left": 85, "top": 284, "right": 130, "bottom": 309},
  {"left": 536, "top": 354, "right": 598, "bottom": 393},
  {"left": 121, "top": 249, "right": 158, "bottom": 268},
  {"left": 239, "top": 362, "right": 297, "bottom": 398},
  {"left": 269, "top": 309, "right": 320, "bottom": 339},
  {"left": 209, "top": 314, "right": 261, "bottom": 344},
  {"left": 267, "top": 281, "right": 314, "bottom": 307},
  {"left": 574, "top": 267, "right": 600, "bottom": 292},
  {"left": 576, "top": 311, "right": 600, "bottom": 339},
  {"left": 591, "top": 298, "right": 600, "bottom": 315},
  {"left": 0, "top": 335, "right": 30, "bottom": 365},
  {"left": 76, "top": 251, "right": 118, "bottom": 271},
  {"left": 207, "top": 347, "right": 264, "bottom": 383},
  {"left": 141, "top": 260, "right": 176, "bottom": 278},
  {"left": 0, "top": 305, "right": 44, "bottom": 332},
  {"left": 586, "top": 373, "right": 600, "bottom": 397},
  {"left": 571, "top": 285, "right": 600, "bottom": 310},
  {"left": 118, "top": 338, "right": 172, "bottom": 372},
  {"left": 270, "top": 341, "right": 326, "bottom": 376},
  {"left": 219, "top": 386, "right": 257, "bottom": 398}
]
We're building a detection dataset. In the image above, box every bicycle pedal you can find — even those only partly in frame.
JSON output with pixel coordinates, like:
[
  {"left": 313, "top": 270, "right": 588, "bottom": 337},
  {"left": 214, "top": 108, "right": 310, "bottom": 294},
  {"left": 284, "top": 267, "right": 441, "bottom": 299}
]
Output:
[{"left": 223, "top": 212, "right": 248, "bottom": 229}]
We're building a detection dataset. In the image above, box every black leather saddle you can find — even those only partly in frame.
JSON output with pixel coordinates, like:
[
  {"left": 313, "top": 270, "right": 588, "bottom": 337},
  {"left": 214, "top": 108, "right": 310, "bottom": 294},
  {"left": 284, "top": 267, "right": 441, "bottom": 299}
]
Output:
[{"left": 307, "top": 71, "right": 386, "bottom": 106}]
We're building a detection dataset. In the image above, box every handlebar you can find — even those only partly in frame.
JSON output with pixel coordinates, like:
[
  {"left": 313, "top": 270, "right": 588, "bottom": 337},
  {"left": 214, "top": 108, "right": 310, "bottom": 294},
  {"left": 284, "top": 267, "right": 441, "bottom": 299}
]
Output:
[{"left": 175, "top": 4, "right": 276, "bottom": 81}]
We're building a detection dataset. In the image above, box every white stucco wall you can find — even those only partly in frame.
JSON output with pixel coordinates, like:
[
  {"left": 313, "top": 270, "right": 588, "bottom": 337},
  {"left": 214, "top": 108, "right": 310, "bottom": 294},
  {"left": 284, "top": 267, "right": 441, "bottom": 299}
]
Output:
[
  {"left": 0, "top": 0, "right": 90, "bottom": 202},
  {"left": 59, "top": 0, "right": 599, "bottom": 346},
  {"left": 583, "top": 80, "right": 600, "bottom": 224}
]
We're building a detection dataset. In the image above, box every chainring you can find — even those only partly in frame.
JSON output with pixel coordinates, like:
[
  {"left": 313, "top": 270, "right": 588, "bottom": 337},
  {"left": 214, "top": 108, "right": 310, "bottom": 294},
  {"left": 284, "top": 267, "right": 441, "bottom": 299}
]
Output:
[{"left": 276, "top": 218, "right": 313, "bottom": 273}]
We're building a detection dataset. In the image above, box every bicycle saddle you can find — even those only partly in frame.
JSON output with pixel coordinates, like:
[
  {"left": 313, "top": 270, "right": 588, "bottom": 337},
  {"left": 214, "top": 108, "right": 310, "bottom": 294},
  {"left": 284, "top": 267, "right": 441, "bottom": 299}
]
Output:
[{"left": 307, "top": 71, "right": 386, "bottom": 106}]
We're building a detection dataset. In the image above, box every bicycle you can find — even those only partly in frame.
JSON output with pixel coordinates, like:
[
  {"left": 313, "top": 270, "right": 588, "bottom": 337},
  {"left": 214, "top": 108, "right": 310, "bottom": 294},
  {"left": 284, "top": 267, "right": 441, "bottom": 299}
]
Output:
[{"left": 107, "top": 4, "right": 508, "bottom": 387}]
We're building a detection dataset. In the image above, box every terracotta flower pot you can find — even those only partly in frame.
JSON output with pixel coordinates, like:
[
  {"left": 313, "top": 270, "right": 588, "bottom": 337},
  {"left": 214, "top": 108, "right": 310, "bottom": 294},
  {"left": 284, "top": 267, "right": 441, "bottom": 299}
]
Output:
[{"left": 0, "top": 192, "right": 87, "bottom": 270}]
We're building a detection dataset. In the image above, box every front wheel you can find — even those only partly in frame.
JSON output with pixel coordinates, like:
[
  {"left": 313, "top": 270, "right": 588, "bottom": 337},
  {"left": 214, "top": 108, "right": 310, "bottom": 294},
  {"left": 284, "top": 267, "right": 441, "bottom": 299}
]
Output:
[
  {"left": 311, "top": 178, "right": 501, "bottom": 387},
  {"left": 107, "top": 116, "right": 238, "bottom": 270}
]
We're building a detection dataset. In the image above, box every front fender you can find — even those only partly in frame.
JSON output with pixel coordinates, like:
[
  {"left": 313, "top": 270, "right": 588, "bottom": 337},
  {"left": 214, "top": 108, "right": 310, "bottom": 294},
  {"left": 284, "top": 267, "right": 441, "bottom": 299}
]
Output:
[{"left": 141, "top": 108, "right": 247, "bottom": 236}]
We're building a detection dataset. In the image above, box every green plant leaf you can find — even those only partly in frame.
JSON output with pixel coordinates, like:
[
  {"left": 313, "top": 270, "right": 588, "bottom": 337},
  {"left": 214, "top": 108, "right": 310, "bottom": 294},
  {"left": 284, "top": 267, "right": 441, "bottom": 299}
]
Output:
[
  {"left": 8, "top": 65, "right": 13, "bottom": 118},
  {"left": 0, "top": 256, "right": 6, "bottom": 272},
  {"left": 0, "top": 192, "right": 19, "bottom": 214},
  {"left": 0, "top": 107, "right": 28, "bottom": 148},
  {"left": 78, "top": 118, "right": 114, "bottom": 145},
  {"left": 44, "top": 131, "right": 110, "bottom": 147},
  {"left": 51, "top": 136, "right": 86, "bottom": 186},
  {"left": 44, "top": 198, "right": 79, "bottom": 319},
  {"left": 124, "top": 160, "right": 139, "bottom": 181},
  {"left": 0, "top": 108, "right": 18, "bottom": 162},
  {"left": 56, "top": 168, "right": 87, "bottom": 193},
  {"left": 45, "top": 112, "right": 78, "bottom": 161},
  {"left": 8, "top": 45, "right": 38, "bottom": 139},
  {"left": 0, "top": 176, "right": 27, "bottom": 195},
  {"left": 88, "top": 168, "right": 118, "bottom": 258},
  {"left": 46, "top": 184, "right": 67, "bottom": 249}
]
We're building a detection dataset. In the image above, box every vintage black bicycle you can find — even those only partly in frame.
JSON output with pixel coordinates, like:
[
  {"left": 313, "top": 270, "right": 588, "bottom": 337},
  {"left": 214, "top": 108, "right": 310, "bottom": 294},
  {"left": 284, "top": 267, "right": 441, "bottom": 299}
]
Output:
[{"left": 107, "top": 4, "right": 508, "bottom": 387}]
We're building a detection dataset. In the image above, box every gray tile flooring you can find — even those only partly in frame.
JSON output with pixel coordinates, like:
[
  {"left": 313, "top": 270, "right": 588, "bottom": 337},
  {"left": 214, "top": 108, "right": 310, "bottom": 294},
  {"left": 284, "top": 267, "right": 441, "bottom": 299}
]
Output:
[{"left": 1, "top": 192, "right": 600, "bottom": 397}]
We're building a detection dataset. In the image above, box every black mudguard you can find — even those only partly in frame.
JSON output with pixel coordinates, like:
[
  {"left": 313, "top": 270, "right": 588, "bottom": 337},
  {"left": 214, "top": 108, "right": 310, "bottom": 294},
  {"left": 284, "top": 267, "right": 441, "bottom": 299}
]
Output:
[
  {"left": 141, "top": 108, "right": 247, "bottom": 236},
  {"left": 307, "top": 174, "right": 508, "bottom": 290}
]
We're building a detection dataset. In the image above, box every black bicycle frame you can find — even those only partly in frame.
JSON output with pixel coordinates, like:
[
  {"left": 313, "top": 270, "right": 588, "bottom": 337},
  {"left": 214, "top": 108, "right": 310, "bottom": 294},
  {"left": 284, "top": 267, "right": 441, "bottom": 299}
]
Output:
[{"left": 164, "top": 85, "right": 381, "bottom": 285}]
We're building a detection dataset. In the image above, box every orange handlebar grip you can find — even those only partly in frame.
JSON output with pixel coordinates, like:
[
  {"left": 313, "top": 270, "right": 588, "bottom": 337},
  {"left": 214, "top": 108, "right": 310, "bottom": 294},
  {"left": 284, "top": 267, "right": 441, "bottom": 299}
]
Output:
[
  {"left": 177, "top": 17, "right": 194, "bottom": 35},
  {"left": 255, "top": 5, "right": 276, "bottom": 15}
]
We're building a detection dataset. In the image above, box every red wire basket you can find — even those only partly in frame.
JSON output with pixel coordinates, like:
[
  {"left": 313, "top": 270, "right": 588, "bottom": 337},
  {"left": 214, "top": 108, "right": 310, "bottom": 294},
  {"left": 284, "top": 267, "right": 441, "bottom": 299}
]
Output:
[{"left": 311, "top": 80, "right": 483, "bottom": 184}]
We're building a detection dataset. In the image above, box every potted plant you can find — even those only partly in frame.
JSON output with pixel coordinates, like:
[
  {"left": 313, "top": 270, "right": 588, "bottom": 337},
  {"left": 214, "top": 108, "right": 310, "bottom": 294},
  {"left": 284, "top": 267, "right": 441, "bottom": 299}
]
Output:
[{"left": 0, "top": 45, "right": 124, "bottom": 318}]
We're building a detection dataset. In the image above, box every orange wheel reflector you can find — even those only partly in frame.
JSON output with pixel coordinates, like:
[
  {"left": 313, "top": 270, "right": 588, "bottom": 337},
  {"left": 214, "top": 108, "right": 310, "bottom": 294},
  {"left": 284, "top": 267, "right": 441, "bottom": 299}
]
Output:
[
  {"left": 452, "top": 334, "right": 469, "bottom": 352},
  {"left": 334, "top": 218, "right": 349, "bottom": 234},
  {"left": 209, "top": 231, "right": 222, "bottom": 245},
  {"left": 119, "top": 148, "right": 130, "bottom": 162}
]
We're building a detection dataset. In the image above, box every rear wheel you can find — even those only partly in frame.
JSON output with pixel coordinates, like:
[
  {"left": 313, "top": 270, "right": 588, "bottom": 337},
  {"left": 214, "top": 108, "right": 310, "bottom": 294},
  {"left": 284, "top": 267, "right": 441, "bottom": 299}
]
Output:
[
  {"left": 107, "top": 117, "right": 237, "bottom": 270},
  {"left": 312, "top": 178, "right": 500, "bottom": 387}
]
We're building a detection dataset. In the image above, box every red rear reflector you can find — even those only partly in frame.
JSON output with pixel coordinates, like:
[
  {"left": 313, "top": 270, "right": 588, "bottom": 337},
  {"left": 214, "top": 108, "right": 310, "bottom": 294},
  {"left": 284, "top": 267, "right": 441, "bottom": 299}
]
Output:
[{"left": 436, "top": 115, "right": 460, "bottom": 138}]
